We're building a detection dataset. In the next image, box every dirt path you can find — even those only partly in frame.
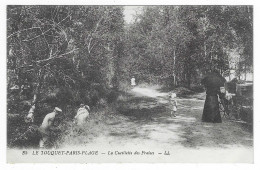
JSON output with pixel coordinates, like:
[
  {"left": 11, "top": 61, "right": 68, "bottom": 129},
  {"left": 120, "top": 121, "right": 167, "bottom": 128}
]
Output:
[{"left": 60, "top": 86, "right": 253, "bottom": 162}]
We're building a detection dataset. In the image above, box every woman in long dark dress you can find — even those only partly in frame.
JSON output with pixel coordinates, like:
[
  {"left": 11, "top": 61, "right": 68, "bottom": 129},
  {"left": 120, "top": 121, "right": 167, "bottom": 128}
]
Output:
[{"left": 201, "top": 71, "right": 226, "bottom": 123}]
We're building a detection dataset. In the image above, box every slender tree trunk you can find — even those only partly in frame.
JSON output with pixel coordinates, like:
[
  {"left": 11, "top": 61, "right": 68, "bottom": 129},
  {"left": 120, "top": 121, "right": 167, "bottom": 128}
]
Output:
[
  {"left": 229, "top": 69, "right": 231, "bottom": 81},
  {"left": 173, "top": 49, "right": 176, "bottom": 86},
  {"left": 244, "top": 62, "right": 247, "bottom": 81},
  {"left": 204, "top": 42, "right": 207, "bottom": 59},
  {"left": 238, "top": 56, "right": 241, "bottom": 80},
  {"left": 187, "top": 70, "right": 191, "bottom": 89},
  {"left": 228, "top": 59, "right": 231, "bottom": 81},
  {"left": 31, "top": 68, "right": 45, "bottom": 107}
]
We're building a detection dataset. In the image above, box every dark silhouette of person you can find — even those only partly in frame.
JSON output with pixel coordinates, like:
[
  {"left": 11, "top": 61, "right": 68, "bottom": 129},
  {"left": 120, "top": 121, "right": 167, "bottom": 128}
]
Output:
[{"left": 201, "top": 69, "right": 226, "bottom": 123}]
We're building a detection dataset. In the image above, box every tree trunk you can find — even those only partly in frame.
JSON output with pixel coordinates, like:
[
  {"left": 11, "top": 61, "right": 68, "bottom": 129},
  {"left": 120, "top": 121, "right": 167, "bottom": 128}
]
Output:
[
  {"left": 229, "top": 69, "right": 231, "bottom": 81},
  {"left": 25, "top": 68, "right": 45, "bottom": 123},
  {"left": 244, "top": 61, "right": 247, "bottom": 81},
  {"left": 187, "top": 71, "right": 191, "bottom": 89},
  {"left": 173, "top": 49, "right": 176, "bottom": 86},
  {"left": 31, "top": 68, "right": 45, "bottom": 108},
  {"left": 204, "top": 42, "right": 207, "bottom": 58}
]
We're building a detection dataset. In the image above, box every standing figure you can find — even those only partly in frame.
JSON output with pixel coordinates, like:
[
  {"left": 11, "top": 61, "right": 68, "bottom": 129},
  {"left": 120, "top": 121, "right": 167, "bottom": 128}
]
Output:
[
  {"left": 169, "top": 92, "right": 178, "bottom": 117},
  {"left": 201, "top": 70, "right": 226, "bottom": 123},
  {"left": 38, "top": 107, "right": 62, "bottom": 148},
  {"left": 131, "top": 77, "right": 136, "bottom": 86}
]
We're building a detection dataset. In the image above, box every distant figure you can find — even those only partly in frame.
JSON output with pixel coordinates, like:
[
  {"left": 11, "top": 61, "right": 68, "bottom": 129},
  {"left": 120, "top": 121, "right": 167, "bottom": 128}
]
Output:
[
  {"left": 131, "top": 77, "right": 136, "bottom": 86},
  {"left": 38, "top": 107, "right": 62, "bottom": 148},
  {"left": 169, "top": 92, "right": 178, "bottom": 117},
  {"left": 74, "top": 104, "right": 90, "bottom": 126},
  {"left": 201, "top": 70, "right": 226, "bottom": 123},
  {"left": 25, "top": 104, "right": 35, "bottom": 123}
]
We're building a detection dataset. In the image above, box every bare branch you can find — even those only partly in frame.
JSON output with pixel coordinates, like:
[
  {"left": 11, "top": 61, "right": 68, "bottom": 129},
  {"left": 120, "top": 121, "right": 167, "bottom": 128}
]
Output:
[
  {"left": 89, "top": 41, "right": 98, "bottom": 53},
  {"left": 16, "top": 64, "right": 34, "bottom": 69},
  {"left": 86, "top": 16, "right": 103, "bottom": 49},
  {"left": 22, "top": 13, "right": 72, "bottom": 42},
  {"left": 86, "top": 11, "right": 110, "bottom": 54},
  {"left": 22, "top": 27, "right": 54, "bottom": 42},
  {"left": 16, "top": 48, "right": 78, "bottom": 71},
  {"left": 41, "top": 30, "right": 50, "bottom": 49},
  {"left": 44, "top": 65, "right": 76, "bottom": 84},
  {"left": 57, "top": 12, "right": 72, "bottom": 25},
  {"left": 7, "top": 27, "right": 41, "bottom": 39},
  {"left": 36, "top": 48, "right": 79, "bottom": 64}
]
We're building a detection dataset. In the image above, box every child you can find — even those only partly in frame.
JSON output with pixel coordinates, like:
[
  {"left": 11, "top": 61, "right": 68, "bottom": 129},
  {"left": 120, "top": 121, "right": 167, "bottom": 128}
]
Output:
[
  {"left": 169, "top": 92, "right": 177, "bottom": 117},
  {"left": 131, "top": 77, "right": 136, "bottom": 86},
  {"left": 74, "top": 104, "right": 90, "bottom": 126}
]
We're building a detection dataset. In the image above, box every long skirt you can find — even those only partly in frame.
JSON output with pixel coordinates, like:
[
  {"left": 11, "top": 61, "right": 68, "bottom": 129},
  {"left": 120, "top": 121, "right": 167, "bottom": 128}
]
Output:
[{"left": 202, "top": 95, "right": 222, "bottom": 123}]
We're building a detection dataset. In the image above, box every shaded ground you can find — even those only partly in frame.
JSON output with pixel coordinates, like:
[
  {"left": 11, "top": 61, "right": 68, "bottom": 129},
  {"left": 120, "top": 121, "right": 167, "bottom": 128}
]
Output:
[{"left": 60, "top": 86, "right": 253, "bottom": 151}]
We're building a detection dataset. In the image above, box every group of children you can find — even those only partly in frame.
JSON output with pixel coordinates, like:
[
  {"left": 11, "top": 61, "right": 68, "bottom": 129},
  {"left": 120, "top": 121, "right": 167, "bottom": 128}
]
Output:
[
  {"left": 24, "top": 103, "right": 91, "bottom": 149},
  {"left": 24, "top": 88, "right": 177, "bottom": 148}
]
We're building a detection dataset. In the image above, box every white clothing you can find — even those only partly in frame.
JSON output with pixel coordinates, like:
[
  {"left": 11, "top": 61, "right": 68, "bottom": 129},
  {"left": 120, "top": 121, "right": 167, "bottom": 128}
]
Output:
[
  {"left": 131, "top": 78, "right": 136, "bottom": 86},
  {"left": 74, "top": 108, "right": 89, "bottom": 126},
  {"left": 39, "top": 112, "right": 56, "bottom": 134},
  {"left": 38, "top": 111, "right": 57, "bottom": 148},
  {"left": 169, "top": 93, "right": 177, "bottom": 112}
]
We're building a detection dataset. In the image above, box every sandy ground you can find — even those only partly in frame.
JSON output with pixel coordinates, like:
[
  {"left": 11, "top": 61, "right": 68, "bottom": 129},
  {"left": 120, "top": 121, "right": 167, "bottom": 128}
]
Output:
[
  {"left": 49, "top": 86, "right": 253, "bottom": 163},
  {"left": 4, "top": 87, "right": 249, "bottom": 163},
  {"left": 7, "top": 87, "right": 253, "bottom": 163}
]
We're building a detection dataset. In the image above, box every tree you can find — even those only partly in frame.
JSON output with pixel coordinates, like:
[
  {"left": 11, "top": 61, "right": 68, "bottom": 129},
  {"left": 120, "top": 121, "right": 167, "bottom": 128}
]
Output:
[
  {"left": 7, "top": 6, "right": 125, "bottom": 114},
  {"left": 123, "top": 6, "right": 253, "bottom": 88}
]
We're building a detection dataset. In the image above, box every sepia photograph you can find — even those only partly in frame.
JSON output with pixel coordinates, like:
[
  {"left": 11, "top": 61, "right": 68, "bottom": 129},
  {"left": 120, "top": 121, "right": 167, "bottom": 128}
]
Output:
[{"left": 6, "top": 5, "right": 253, "bottom": 163}]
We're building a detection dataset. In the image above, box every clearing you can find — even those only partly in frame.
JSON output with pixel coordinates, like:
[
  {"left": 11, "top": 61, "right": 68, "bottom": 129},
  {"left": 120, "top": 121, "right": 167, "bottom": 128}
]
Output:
[{"left": 58, "top": 86, "right": 253, "bottom": 163}]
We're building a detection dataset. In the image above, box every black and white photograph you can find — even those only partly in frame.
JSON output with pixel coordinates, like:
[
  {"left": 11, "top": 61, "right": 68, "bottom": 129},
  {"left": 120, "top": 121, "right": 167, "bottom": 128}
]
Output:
[{"left": 5, "top": 4, "right": 254, "bottom": 163}]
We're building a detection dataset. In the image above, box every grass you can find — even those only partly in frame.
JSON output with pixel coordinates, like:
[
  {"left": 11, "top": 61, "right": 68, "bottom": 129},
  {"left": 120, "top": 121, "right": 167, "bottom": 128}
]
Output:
[{"left": 7, "top": 85, "right": 253, "bottom": 150}]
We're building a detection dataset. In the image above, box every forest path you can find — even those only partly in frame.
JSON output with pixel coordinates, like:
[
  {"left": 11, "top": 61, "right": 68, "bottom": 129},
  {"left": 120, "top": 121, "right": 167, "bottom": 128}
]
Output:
[{"left": 61, "top": 86, "right": 253, "bottom": 162}]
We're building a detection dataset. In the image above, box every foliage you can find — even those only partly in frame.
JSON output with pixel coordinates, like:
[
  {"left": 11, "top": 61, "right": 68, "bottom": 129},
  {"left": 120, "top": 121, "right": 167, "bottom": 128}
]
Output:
[
  {"left": 7, "top": 6, "right": 125, "bottom": 110},
  {"left": 7, "top": 5, "right": 253, "bottom": 148},
  {"left": 122, "top": 6, "right": 253, "bottom": 88}
]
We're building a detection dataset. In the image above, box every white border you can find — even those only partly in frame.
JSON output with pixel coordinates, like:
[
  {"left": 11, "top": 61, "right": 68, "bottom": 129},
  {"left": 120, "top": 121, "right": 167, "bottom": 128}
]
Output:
[{"left": 1, "top": 0, "right": 259, "bottom": 170}]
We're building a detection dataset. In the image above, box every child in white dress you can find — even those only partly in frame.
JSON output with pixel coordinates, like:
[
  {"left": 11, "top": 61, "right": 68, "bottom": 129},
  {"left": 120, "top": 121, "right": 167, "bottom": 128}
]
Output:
[
  {"left": 169, "top": 92, "right": 177, "bottom": 117},
  {"left": 74, "top": 104, "right": 90, "bottom": 126}
]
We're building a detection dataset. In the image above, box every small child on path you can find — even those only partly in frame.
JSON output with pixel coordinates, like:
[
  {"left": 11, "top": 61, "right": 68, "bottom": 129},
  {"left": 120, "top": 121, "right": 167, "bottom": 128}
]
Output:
[
  {"left": 131, "top": 77, "right": 136, "bottom": 86},
  {"left": 169, "top": 92, "right": 177, "bottom": 117}
]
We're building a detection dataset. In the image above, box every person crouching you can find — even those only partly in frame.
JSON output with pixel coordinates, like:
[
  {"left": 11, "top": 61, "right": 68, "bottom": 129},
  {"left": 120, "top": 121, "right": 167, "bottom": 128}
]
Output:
[
  {"left": 74, "top": 104, "right": 90, "bottom": 126},
  {"left": 38, "top": 107, "right": 62, "bottom": 148}
]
